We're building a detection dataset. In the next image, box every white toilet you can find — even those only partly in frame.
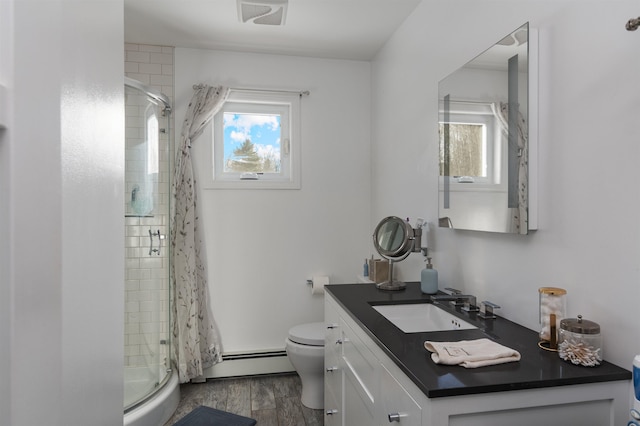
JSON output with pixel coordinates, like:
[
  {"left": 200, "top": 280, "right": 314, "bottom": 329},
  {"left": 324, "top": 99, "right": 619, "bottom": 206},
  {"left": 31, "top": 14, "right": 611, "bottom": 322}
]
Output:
[{"left": 285, "top": 322, "right": 325, "bottom": 409}]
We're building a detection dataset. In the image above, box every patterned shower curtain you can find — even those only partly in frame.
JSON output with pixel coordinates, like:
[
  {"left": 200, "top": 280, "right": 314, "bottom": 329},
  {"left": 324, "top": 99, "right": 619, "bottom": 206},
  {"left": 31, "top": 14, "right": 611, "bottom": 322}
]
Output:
[
  {"left": 492, "top": 102, "right": 528, "bottom": 234},
  {"left": 172, "top": 84, "right": 229, "bottom": 382}
]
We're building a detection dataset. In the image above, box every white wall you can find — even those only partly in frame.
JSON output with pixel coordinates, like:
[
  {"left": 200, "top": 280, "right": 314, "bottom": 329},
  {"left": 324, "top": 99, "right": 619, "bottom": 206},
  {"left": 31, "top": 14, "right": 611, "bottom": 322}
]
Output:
[
  {"left": 3, "top": 1, "right": 125, "bottom": 425},
  {"left": 0, "top": 0, "right": 12, "bottom": 422},
  {"left": 372, "top": 0, "right": 640, "bottom": 370},
  {"left": 175, "top": 49, "right": 372, "bottom": 355}
]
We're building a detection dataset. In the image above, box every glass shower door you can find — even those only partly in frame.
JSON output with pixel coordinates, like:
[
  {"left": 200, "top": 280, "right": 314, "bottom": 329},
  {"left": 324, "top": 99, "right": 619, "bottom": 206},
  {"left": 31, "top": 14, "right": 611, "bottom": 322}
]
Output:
[{"left": 124, "top": 81, "right": 172, "bottom": 410}]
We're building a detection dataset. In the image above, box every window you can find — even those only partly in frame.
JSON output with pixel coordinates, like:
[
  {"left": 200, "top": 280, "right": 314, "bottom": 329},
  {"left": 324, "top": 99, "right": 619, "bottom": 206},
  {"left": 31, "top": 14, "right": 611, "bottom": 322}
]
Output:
[
  {"left": 439, "top": 102, "right": 500, "bottom": 186},
  {"left": 439, "top": 121, "right": 486, "bottom": 178},
  {"left": 146, "top": 106, "right": 159, "bottom": 175},
  {"left": 208, "top": 90, "right": 301, "bottom": 189}
]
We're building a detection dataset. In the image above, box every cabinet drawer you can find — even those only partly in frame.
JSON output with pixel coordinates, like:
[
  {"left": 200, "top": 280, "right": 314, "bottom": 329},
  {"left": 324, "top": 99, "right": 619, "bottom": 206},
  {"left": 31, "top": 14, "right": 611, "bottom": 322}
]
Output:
[
  {"left": 325, "top": 325, "right": 342, "bottom": 359},
  {"left": 344, "top": 366, "right": 375, "bottom": 425},
  {"left": 324, "top": 353, "right": 342, "bottom": 402},
  {"left": 325, "top": 302, "right": 343, "bottom": 359},
  {"left": 324, "top": 382, "right": 342, "bottom": 426},
  {"left": 341, "top": 319, "right": 377, "bottom": 409},
  {"left": 380, "top": 363, "right": 421, "bottom": 425}
]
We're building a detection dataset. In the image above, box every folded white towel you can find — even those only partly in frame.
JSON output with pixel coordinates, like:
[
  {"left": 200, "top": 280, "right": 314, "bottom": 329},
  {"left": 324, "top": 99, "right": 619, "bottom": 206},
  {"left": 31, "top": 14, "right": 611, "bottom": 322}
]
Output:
[{"left": 424, "top": 338, "right": 521, "bottom": 368}]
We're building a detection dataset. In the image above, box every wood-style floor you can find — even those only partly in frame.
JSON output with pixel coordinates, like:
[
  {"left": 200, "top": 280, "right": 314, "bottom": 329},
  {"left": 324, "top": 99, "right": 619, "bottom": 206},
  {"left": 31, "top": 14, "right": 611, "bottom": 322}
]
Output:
[{"left": 164, "top": 373, "right": 324, "bottom": 426}]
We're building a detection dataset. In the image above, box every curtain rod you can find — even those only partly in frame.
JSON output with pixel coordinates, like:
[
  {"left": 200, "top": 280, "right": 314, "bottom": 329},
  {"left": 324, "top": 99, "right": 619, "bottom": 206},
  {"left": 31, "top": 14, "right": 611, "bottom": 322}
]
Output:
[{"left": 192, "top": 84, "right": 309, "bottom": 97}]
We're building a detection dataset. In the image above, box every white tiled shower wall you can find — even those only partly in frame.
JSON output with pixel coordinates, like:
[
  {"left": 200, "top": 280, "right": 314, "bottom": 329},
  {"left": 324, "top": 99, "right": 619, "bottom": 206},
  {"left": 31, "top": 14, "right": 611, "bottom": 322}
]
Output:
[{"left": 124, "top": 44, "right": 175, "bottom": 373}]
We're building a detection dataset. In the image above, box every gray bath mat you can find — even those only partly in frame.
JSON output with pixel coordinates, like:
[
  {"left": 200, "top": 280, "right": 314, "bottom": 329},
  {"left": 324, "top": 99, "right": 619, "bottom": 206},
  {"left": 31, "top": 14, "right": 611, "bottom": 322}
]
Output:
[{"left": 172, "top": 405, "right": 257, "bottom": 426}]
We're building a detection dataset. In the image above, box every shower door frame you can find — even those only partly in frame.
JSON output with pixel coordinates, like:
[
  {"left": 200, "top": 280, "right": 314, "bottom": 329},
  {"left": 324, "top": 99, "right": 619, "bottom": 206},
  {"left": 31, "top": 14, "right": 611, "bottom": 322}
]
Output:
[{"left": 124, "top": 77, "right": 174, "bottom": 413}]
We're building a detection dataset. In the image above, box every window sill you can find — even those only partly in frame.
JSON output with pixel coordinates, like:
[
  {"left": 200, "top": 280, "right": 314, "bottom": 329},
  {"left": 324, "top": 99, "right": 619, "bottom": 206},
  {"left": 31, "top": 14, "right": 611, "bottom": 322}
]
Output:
[
  {"left": 439, "top": 183, "right": 506, "bottom": 193},
  {"left": 203, "top": 179, "right": 300, "bottom": 190}
]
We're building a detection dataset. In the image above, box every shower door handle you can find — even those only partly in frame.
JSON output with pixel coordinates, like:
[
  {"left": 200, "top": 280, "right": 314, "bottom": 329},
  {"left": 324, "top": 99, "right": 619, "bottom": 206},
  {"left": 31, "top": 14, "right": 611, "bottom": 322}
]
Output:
[{"left": 149, "top": 229, "right": 165, "bottom": 256}]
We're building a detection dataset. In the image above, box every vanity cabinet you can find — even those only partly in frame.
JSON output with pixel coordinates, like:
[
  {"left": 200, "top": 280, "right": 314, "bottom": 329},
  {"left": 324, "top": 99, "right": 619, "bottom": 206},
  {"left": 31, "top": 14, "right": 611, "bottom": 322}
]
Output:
[
  {"left": 326, "top": 294, "right": 422, "bottom": 425},
  {"left": 323, "top": 308, "right": 342, "bottom": 426},
  {"left": 379, "top": 363, "right": 422, "bottom": 425},
  {"left": 325, "top": 289, "right": 630, "bottom": 426}
]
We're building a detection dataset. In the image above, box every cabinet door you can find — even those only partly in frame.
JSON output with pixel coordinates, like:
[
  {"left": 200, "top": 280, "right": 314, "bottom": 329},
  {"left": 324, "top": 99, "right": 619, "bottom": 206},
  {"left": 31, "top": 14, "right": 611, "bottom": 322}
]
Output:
[
  {"left": 325, "top": 297, "right": 342, "bottom": 360},
  {"left": 324, "top": 386, "right": 342, "bottom": 426},
  {"left": 341, "top": 319, "right": 378, "bottom": 406},
  {"left": 379, "top": 363, "right": 422, "bottom": 426},
  {"left": 325, "top": 338, "right": 343, "bottom": 425},
  {"left": 325, "top": 297, "right": 343, "bottom": 425},
  {"left": 344, "top": 366, "right": 376, "bottom": 426}
]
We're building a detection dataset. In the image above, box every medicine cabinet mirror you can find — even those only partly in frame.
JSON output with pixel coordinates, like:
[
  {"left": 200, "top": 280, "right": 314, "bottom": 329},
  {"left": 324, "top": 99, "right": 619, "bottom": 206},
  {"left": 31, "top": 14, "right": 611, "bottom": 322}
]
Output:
[{"left": 438, "top": 22, "right": 537, "bottom": 234}]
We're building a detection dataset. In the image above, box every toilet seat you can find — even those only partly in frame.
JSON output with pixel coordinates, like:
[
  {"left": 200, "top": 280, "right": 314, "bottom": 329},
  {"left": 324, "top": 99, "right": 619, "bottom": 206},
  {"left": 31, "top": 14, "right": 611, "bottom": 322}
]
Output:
[{"left": 287, "top": 322, "right": 324, "bottom": 346}]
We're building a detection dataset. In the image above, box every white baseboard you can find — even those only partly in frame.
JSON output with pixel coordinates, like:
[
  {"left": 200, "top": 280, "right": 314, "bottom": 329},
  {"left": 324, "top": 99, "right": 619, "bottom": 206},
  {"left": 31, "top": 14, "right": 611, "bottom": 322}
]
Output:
[{"left": 203, "top": 351, "right": 294, "bottom": 379}]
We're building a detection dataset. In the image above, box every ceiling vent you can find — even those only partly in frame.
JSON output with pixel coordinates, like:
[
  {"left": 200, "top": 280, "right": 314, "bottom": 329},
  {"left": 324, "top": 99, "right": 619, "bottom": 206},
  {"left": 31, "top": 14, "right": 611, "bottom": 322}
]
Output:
[
  {"left": 497, "top": 27, "right": 528, "bottom": 47},
  {"left": 237, "top": 0, "right": 288, "bottom": 26}
]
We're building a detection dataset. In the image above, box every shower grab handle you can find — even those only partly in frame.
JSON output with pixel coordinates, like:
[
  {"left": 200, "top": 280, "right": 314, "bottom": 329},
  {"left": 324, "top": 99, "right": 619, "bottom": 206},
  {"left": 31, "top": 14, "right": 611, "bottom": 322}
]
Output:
[{"left": 149, "top": 229, "right": 165, "bottom": 256}]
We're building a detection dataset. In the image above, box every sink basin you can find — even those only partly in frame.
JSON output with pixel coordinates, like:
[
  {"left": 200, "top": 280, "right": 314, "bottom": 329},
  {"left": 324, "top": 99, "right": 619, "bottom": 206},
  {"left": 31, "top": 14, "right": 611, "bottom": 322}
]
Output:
[{"left": 372, "top": 303, "right": 477, "bottom": 333}]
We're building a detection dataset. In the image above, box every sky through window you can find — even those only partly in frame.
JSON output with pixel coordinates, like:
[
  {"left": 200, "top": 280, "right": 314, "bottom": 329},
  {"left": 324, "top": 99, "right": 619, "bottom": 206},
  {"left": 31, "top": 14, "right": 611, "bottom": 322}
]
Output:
[{"left": 223, "top": 112, "right": 281, "bottom": 172}]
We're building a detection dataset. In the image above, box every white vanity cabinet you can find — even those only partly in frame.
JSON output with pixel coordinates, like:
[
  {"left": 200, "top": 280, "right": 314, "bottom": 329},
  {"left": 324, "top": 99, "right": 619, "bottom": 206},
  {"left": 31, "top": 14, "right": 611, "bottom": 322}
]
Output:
[
  {"left": 379, "top": 363, "right": 422, "bottom": 425},
  {"left": 325, "top": 294, "right": 379, "bottom": 425},
  {"left": 326, "top": 293, "right": 422, "bottom": 426},
  {"left": 324, "top": 302, "right": 342, "bottom": 425},
  {"left": 325, "top": 291, "right": 630, "bottom": 426}
]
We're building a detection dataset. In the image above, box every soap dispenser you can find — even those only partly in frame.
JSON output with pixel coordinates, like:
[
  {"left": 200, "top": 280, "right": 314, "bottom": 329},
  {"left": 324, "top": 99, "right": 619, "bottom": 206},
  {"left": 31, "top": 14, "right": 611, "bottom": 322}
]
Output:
[{"left": 421, "top": 257, "right": 438, "bottom": 294}]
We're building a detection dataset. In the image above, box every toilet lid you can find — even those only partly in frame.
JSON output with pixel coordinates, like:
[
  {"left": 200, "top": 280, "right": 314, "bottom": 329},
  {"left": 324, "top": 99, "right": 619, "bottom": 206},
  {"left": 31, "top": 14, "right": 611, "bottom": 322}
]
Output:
[{"left": 288, "top": 322, "right": 325, "bottom": 346}]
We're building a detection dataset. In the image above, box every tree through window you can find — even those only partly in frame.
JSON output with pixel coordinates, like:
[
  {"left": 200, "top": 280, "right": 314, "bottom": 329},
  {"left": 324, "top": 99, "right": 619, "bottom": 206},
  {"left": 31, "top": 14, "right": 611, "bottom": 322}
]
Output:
[{"left": 209, "top": 89, "right": 301, "bottom": 189}]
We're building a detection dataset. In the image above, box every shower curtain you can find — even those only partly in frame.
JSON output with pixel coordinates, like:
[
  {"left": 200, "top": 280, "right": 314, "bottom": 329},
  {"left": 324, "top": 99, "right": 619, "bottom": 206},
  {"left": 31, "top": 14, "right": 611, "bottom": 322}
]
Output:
[
  {"left": 492, "top": 102, "right": 528, "bottom": 234},
  {"left": 172, "top": 84, "right": 229, "bottom": 382}
]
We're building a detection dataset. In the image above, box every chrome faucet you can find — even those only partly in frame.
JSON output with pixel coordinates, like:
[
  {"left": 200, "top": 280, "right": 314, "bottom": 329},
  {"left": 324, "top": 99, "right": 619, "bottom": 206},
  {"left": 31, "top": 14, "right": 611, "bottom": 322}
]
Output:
[{"left": 430, "top": 287, "right": 479, "bottom": 312}]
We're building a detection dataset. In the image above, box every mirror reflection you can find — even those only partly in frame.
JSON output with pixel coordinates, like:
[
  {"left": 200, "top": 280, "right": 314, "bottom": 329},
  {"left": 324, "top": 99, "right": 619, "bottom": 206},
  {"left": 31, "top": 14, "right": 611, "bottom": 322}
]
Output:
[{"left": 438, "top": 22, "right": 534, "bottom": 234}]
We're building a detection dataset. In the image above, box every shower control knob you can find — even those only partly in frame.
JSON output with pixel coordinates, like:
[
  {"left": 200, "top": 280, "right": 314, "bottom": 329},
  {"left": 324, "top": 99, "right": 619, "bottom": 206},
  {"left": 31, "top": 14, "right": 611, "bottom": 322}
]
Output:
[
  {"left": 326, "top": 323, "right": 339, "bottom": 329},
  {"left": 326, "top": 366, "right": 338, "bottom": 372},
  {"left": 326, "top": 409, "right": 338, "bottom": 416}
]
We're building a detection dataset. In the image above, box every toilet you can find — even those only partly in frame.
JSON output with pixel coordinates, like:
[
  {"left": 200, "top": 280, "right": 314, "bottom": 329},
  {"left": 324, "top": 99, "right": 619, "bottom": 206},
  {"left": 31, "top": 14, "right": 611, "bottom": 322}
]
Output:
[{"left": 285, "top": 322, "right": 325, "bottom": 409}]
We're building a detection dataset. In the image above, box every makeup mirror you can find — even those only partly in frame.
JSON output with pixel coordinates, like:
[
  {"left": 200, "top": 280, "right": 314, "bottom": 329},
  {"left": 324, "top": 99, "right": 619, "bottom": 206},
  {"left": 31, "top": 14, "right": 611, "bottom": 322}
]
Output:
[
  {"left": 438, "top": 22, "right": 537, "bottom": 234},
  {"left": 372, "top": 216, "right": 421, "bottom": 291}
]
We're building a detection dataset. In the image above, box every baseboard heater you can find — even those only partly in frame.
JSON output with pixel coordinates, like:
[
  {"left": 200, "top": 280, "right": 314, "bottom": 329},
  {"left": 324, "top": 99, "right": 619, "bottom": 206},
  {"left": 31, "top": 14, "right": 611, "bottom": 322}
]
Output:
[
  {"left": 222, "top": 350, "right": 287, "bottom": 361},
  {"left": 206, "top": 349, "right": 293, "bottom": 379}
]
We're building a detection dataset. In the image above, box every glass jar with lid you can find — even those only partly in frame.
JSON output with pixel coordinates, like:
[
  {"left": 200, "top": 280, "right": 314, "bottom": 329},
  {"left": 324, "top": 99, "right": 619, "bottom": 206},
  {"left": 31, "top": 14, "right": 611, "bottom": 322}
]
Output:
[
  {"left": 538, "top": 287, "right": 567, "bottom": 349},
  {"left": 558, "top": 315, "right": 602, "bottom": 367}
]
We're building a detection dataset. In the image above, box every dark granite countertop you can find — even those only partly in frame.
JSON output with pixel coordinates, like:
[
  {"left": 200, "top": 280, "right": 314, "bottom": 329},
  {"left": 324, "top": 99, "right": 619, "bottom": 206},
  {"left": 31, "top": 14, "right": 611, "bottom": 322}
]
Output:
[{"left": 326, "top": 282, "right": 631, "bottom": 398}]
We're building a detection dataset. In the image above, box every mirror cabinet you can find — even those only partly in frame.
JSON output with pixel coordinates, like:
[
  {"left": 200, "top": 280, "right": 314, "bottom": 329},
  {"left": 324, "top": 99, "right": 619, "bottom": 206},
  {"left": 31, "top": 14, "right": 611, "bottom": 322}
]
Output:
[{"left": 438, "top": 22, "right": 537, "bottom": 234}]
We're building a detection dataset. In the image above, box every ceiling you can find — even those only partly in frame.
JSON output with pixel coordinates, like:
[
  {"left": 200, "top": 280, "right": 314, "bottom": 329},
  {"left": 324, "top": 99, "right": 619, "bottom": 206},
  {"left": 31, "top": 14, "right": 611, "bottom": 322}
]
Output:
[{"left": 124, "top": 0, "right": 422, "bottom": 61}]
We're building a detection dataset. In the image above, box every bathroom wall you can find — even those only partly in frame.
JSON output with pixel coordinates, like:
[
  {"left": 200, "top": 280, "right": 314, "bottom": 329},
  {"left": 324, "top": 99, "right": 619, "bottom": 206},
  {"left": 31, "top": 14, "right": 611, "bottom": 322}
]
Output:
[
  {"left": 125, "top": 43, "right": 175, "bottom": 100},
  {"left": 175, "top": 48, "right": 372, "bottom": 359},
  {"left": 124, "top": 43, "right": 174, "bottom": 374},
  {"left": 0, "top": 1, "right": 11, "bottom": 422},
  {"left": 372, "top": 0, "right": 640, "bottom": 370},
  {"left": 4, "top": 1, "right": 125, "bottom": 425}
]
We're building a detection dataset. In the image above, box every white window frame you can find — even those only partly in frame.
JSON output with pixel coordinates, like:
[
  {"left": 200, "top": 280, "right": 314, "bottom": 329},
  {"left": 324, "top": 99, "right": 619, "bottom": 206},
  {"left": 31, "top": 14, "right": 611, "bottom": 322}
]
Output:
[
  {"left": 204, "top": 89, "right": 301, "bottom": 190},
  {"left": 439, "top": 101, "right": 504, "bottom": 191}
]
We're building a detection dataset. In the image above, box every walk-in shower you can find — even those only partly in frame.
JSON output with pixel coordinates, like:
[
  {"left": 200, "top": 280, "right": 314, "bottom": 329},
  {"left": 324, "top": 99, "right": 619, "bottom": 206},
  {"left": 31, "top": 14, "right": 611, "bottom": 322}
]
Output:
[{"left": 123, "top": 77, "right": 179, "bottom": 426}]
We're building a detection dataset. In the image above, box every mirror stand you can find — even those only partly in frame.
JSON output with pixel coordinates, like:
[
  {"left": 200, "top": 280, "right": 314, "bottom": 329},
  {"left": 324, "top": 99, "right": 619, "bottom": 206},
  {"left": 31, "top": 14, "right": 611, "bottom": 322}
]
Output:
[
  {"left": 377, "top": 257, "right": 410, "bottom": 291},
  {"left": 372, "top": 216, "right": 422, "bottom": 291}
]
